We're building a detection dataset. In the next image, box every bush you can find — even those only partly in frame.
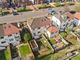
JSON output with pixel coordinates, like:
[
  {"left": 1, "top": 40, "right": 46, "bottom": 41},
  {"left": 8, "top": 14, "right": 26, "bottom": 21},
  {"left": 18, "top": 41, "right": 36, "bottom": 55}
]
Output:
[
  {"left": 74, "top": 4, "right": 80, "bottom": 12},
  {"left": 67, "top": 2, "right": 75, "bottom": 5},
  {"left": 17, "top": 7, "right": 32, "bottom": 12},
  {"left": 19, "top": 44, "right": 32, "bottom": 57},
  {"left": 37, "top": 4, "right": 51, "bottom": 9},
  {"left": 54, "top": 2, "right": 65, "bottom": 7}
]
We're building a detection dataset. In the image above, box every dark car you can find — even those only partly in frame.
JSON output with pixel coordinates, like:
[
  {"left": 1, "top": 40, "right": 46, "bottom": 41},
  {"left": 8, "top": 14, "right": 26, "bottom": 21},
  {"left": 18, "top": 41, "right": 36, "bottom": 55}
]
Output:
[{"left": 13, "top": 12, "right": 19, "bottom": 15}]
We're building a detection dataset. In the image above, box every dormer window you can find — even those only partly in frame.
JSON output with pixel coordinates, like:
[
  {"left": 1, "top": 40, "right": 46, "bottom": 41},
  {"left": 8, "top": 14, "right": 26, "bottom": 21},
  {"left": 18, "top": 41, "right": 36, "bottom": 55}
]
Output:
[{"left": 0, "top": 37, "right": 4, "bottom": 39}]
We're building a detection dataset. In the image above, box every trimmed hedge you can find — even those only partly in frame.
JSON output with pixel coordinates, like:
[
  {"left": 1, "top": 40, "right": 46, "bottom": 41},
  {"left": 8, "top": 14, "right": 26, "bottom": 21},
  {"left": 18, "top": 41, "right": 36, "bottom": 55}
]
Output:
[
  {"left": 67, "top": 2, "right": 75, "bottom": 5},
  {"left": 17, "top": 7, "right": 32, "bottom": 12},
  {"left": 37, "top": 4, "right": 51, "bottom": 9},
  {"left": 54, "top": 3, "right": 65, "bottom": 7},
  {"left": 54, "top": 2, "right": 74, "bottom": 7}
]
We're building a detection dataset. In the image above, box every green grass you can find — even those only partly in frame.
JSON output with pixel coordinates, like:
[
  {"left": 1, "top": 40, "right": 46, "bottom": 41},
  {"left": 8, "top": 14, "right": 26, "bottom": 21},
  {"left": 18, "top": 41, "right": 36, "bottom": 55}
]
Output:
[
  {"left": 40, "top": 35, "right": 52, "bottom": 50},
  {"left": 49, "top": 38, "right": 56, "bottom": 44},
  {"left": 37, "top": 4, "right": 51, "bottom": 9},
  {"left": 71, "top": 54, "right": 80, "bottom": 60},
  {"left": 65, "top": 27, "right": 71, "bottom": 34},
  {"left": 54, "top": 2, "right": 64, "bottom": 7},
  {"left": 0, "top": 48, "right": 11, "bottom": 60},
  {"left": 66, "top": 33, "right": 78, "bottom": 45},
  {"left": 19, "top": 44, "right": 31, "bottom": 57},
  {"left": 21, "top": 28, "right": 32, "bottom": 42},
  {"left": 60, "top": 32, "right": 67, "bottom": 38},
  {"left": 23, "top": 32, "right": 32, "bottom": 42},
  {"left": 17, "top": 7, "right": 32, "bottom": 12},
  {"left": 36, "top": 54, "right": 53, "bottom": 60},
  {"left": 37, "top": 35, "right": 54, "bottom": 57},
  {"left": 36, "top": 46, "right": 68, "bottom": 60}
]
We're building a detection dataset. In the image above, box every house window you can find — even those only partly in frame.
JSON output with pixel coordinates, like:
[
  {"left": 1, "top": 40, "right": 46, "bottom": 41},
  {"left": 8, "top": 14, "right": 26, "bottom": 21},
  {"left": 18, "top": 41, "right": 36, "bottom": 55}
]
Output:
[
  {"left": 9, "top": 39, "right": 13, "bottom": 41},
  {"left": 1, "top": 41, "right": 6, "bottom": 44},
  {"left": 16, "top": 33, "right": 18, "bottom": 34},
  {"left": 38, "top": 31, "right": 40, "bottom": 33},
  {"left": 38, "top": 27, "right": 40, "bottom": 29},
  {"left": 33, "top": 33, "right": 36, "bottom": 36},
  {"left": 0, "top": 37, "right": 4, "bottom": 39},
  {"left": 16, "top": 40, "right": 19, "bottom": 41},
  {"left": 15, "top": 36, "right": 19, "bottom": 38}
]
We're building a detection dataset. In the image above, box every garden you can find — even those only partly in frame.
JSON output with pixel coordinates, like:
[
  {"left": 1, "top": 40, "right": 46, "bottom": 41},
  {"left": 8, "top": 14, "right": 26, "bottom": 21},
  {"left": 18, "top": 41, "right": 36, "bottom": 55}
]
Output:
[
  {"left": 60, "top": 32, "right": 67, "bottom": 38},
  {"left": 37, "top": 4, "right": 51, "bottom": 9},
  {"left": 21, "top": 28, "right": 32, "bottom": 42},
  {"left": 36, "top": 35, "right": 54, "bottom": 58},
  {"left": 49, "top": 38, "right": 57, "bottom": 44},
  {"left": 18, "top": 43, "right": 32, "bottom": 57},
  {"left": 16, "top": 7, "right": 32, "bottom": 12},
  {"left": 0, "top": 47, "right": 11, "bottom": 60},
  {"left": 71, "top": 54, "right": 80, "bottom": 60},
  {"left": 65, "top": 33, "right": 78, "bottom": 45}
]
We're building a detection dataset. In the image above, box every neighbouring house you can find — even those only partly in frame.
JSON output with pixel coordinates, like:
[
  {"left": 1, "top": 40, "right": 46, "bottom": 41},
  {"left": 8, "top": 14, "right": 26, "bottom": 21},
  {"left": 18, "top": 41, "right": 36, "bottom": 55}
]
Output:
[
  {"left": 66, "top": 12, "right": 80, "bottom": 27},
  {"left": 27, "top": 17, "right": 58, "bottom": 39},
  {"left": 47, "top": 25, "right": 58, "bottom": 38},
  {"left": 0, "top": 23, "right": 21, "bottom": 50},
  {"left": 51, "top": 14, "right": 68, "bottom": 32},
  {"left": 29, "top": 40, "right": 38, "bottom": 51}
]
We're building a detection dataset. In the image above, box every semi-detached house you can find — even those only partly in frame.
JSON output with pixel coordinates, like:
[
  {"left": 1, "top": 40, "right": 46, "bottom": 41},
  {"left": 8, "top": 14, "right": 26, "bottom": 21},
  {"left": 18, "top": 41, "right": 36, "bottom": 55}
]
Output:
[
  {"left": 0, "top": 23, "right": 21, "bottom": 50},
  {"left": 27, "top": 17, "right": 58, "bottom": 39}
]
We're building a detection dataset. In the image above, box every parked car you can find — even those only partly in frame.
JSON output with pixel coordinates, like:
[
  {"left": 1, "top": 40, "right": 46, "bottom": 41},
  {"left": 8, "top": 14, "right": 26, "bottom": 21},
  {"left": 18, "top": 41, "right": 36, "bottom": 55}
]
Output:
[{"left": 13, "top": 10, "right": 19, "bottom": 15}]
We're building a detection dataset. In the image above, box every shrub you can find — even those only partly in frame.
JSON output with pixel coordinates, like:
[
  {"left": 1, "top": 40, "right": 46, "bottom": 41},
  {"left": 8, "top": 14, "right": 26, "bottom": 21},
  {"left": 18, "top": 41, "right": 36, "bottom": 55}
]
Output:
[
  {"left": 74, "top": 4, "right": 80, "bottom": 12},
  {"left": 17, "top": 7, "right": 32, "bottom": 12},
  {"left": 37, "top": 4, "right": 51, "bottom": 9},
  {"left": 54, "top": 2, "right": 65, "bottom": 7},
  {"left": 67, "top": 2, "right": 75, "bottom": 5}
]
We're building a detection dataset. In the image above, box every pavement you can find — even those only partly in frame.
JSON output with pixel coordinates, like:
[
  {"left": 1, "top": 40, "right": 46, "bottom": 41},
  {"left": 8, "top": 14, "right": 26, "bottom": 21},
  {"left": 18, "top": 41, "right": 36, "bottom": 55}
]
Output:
[{"left": 0, "top": 5, "right": 76, "bottom": 24}]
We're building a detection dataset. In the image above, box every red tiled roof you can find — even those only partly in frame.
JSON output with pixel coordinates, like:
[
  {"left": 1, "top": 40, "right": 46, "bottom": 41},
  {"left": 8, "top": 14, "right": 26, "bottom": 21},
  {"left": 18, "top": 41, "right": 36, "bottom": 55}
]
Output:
[
  {"left": 48, "top": 26, "right": 58, "bottom": 33},
  {"left": 66, "top": 12, "right": 74, "bottom": 20},
  {"left": 74, "top": 12, "right": 80, "bottom": 20},
  {"left": 66, "top": 12, "right": 80, "bottom": 20},
  {"left": 3, "top": 24, "right": 19, "bottom": 36}
]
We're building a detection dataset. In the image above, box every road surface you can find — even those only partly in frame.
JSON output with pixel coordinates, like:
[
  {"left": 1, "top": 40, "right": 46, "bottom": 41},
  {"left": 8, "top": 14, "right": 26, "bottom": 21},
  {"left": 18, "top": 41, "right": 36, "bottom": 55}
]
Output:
[{"left": 0, "top": 5, "right": 75, "bottom": 24}]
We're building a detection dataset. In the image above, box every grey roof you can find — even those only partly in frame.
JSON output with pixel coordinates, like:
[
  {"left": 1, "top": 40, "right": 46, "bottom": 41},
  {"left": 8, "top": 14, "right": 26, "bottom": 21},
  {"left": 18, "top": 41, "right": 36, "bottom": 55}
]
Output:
[{"left": 31, "top": 17, "right": 52, "bottom": 29}]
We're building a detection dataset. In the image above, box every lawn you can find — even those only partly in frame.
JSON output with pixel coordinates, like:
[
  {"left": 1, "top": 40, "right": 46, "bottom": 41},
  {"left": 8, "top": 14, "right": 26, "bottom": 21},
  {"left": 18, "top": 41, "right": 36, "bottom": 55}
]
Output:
[
  {"left": 21, "top": 28, "right": 32, "bottom": 42},
  {"left": 71, "top": 54, "right": 80, "bottom": 60},
  {"left": 36, "top": 54, "right": 53, "bottom": 60},
  {"left": 36, "top": 47, "right": 68, "bottom": 60},
  {"left": 40, "top": 35, "right": 53, "bottom": 51},
  {"left": 19, "top": 43, "right": 32, "bottom": 57},
  {"left": 23, "top": 32, "right": 32, "bottom": 41},
  {"left": 60, "top": 32, "right": 67, "bottom": 38},
  {"left": 66, "top": 33, "right": 78, "bottom": 45},
  {"left": 0, "top": 48, "right": 11, "bottom": 60},
  {"left": 37, "top": 35, "right": 54, "bottom": 57},
  {"left": 49, "top": 38, "right": 56, "bottom": 44},
  {"left": 65, "top": 27, "right": 71, "bottom": 34}
]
